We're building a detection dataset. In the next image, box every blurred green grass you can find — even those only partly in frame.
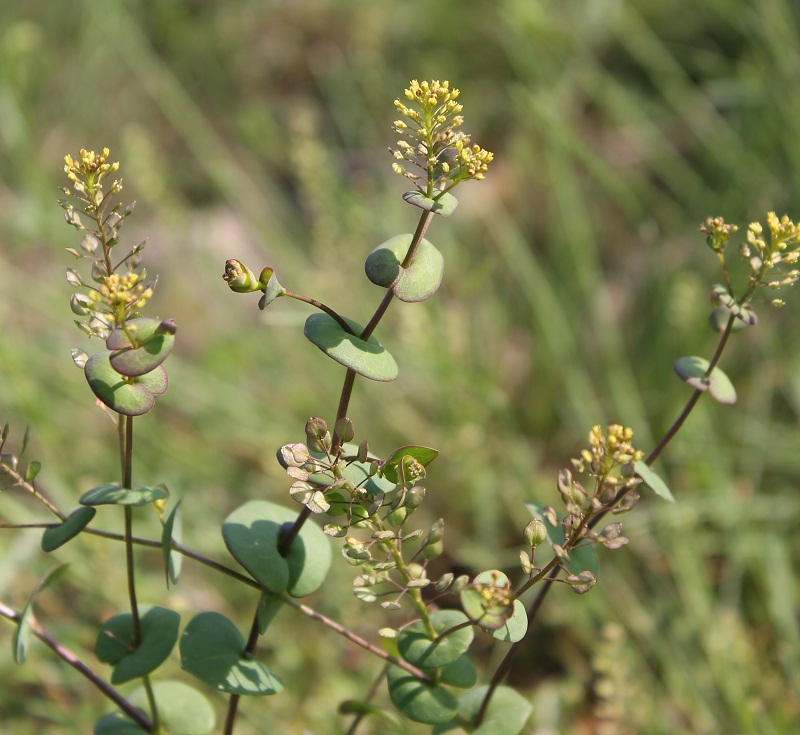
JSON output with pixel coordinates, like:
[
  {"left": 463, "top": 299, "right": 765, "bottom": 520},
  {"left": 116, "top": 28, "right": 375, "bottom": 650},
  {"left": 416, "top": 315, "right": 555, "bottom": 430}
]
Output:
[{"left": 1, "top": 0, "right": 799, "bottom": 732}]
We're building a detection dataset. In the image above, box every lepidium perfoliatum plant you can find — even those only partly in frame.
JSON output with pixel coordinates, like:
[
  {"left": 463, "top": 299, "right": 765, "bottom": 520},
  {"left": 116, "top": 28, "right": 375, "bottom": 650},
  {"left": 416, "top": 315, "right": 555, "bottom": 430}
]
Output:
[{"left": 1, "top": 79, "right": 798, "bottom": 734}]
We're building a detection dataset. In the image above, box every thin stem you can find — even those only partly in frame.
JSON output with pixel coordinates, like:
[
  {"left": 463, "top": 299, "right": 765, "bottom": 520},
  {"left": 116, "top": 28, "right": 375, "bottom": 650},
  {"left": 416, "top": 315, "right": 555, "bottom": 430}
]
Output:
[
  {"left": 283, "top": 290, "right": 356, "bottom": 335},
  {"left": 0, "top": 601, "right": 154, "bottom": 732},
  {"left": 223, "top": 601, "right": 262, "bottom": 735},
  {"left": 120, "top": 415, "right": 142, "bottom": 647},
  {"left": 475, "top": 568, "right": 559, "bottom": 726},
  {"left": 282, "top": 597, "right": 430, "bottom": 681},
  {"left": 141, "top": 676, "right": 159, "bottom": 732},
  {"left": 0, "top": 468, "right": 66, "bottom": 521},
  {"left": 346, "top": 665, "right": 389, "bottom": 735},
  {"left": 277, "top": 209, "right": 432, "bottom": 553}
]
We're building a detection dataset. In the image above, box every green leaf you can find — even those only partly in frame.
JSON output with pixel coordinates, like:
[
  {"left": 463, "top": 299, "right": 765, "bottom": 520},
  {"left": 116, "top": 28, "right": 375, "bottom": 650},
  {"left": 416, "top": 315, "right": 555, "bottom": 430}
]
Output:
[
  {"left": 80, "top": 483, "right": 169, "bottom": 507},
  {"left": 258, "top": 268, "right": 286, "bottom": 310},
  {"left": 257, "top": 591, "right": 284, "bottom": 634},
  {"left": 162, "top": 501, "right": 183, "bottom": 586},
  {"left": 711, "top": 285, "right": 758, "bottom": 326},
  {"left": 402, "top": 190, "right": 459, "bottom": 217},
  {"left": 673, "top": 356, "right": 737, "bottom": 404},
  {"left": 107, "top": 318, "right": 177, "bottom": 377},
  {"left": 24, "top": 460, "right": 41, "bottom": 483},
  {"left": 381, "top": 446, "right": 439, "bottom": 484},
  {"left": 708, "top": 306, "right": 750, "bottom": 333},
  {"left": 439, "top": 654, "right": 478, "bottom": 689},
  {"left": 84, "top": 352, "right": 168, "bottom": 416},
  {"left": 304, "top": 314, "right": 398, "bottom": 382},
  {"left": 94, "top": 713, "right": 148, "bottom": 735},
  {"left": 364, "top": 234, "right": 445, "bottom": 302},
  {"left": 128, "top": 681, "right": 215, "bottom": 735},
  {"left": 222, "top": 500, "right": 331, "bottom": 597},
  {"left": 524, "top": 502, "right": 599, "bottom": 578},
  {"left": 41, "top": 506, "right": 96, "bottom": 552},
  {"left": 455, "top": 685, "right": 533, "bottom": 735},
  {"left": 397, "top": 610, "right": 474, "bottom": 670},
  {"left": 633, "top": 460, "right": 675, "bottom": 503},
  {"left": 13, "top": 564, "right": 69, "bottom": 664},
  {"left": 491, "top": 600, "right": 528, "bottom": 643},
  {"left": 180, "top": 611, "right": 283, "bottom": 695},
  {"left": 95, "top": 605, "right": 180, "bottom": 684},
  {"left": 460, "top": 571, "right": 515, "bottom": 631},
  {"left": 338, "top": 700, "right": 403, "bottom": 728},
  {"left": 386, "top": 665, "right": 458, "bottom": 724}
]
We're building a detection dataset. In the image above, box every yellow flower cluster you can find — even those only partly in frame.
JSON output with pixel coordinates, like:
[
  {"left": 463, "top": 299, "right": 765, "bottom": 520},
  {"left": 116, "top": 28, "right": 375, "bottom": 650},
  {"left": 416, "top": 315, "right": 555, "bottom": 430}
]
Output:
[
  {"left": 742, "top": 212, "right": 800, "bottom": 305},
  {"left": 63, "top": 148, "right": 121, "bottom": 197},
  {"left": 571, "top": 424, "right": 642, "bottom": 478},
  {"left": 390, "top": 79, "right": 493, "bottom": 194},
  {"left": 89, "top": 272, "right": 153, "bottom": 312}
]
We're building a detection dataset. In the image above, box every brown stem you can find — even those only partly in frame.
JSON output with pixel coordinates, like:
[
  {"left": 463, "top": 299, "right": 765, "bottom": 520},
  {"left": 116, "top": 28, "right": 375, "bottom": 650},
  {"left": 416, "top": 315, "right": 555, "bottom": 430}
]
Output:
[
  {"left": 0, "top": 601, "right": 154, "bottom": 731},
  {"left": 223, "top": 601, "right": 265, "bottom": 735}
]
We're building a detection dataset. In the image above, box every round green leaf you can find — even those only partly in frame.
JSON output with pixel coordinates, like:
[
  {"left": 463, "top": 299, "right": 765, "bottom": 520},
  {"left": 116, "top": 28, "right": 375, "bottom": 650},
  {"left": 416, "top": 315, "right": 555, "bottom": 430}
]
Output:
[
  {"left": 387, "top": 665, "right": 458, "bottom": 725},
  {"left": 80, "top": 483, "right": 169, "bottom": 507},
  {"left": 491, "top": 600, "right": 528, "bottom": 643},
  {"left": 402, "top": 190, "right": 459, "bottom": 217},
  {"left": 711, "top": 285, "right": 758, "bottom": 326},
  {"left": 709, "top": 306, "right": 749, "bottom": 333},
  {"left": 304, "top": 314, "right": 398, "bottom": 382},
  {"left": 107, "top": 318, "right": 176, "bottom": 377},
  {"left": 456, "top": 685, "right": 533, "bottom": 735},
  {"left": 397, "top": 610, "right": 474, "bottom": 670},
  {"left": 222, "top": 500, "right": 331, "bottom": 597},
  {"left": 439, "top": 654, "right": 478, "bottom": 689},
  {"left": 128, "top": 681, "right": 215, "bottom": 735},
  {"left": 180, "top": 611, "right": 283, "bottom": 695},
  {"left": 364, "top": 234, "right": 444, "bottom": 302},
  {"left": 94, "top": 713, "right": 148, "bottom": 735},
  {"left": 95, "top": 605, "right": 181, "bottom": 684},
  {"left": 381, "top": 445, "right": 439, "bottom": 484},
  {"left": 41, "top": 506, "right": 96, "bottom": 552},
  {"left": 84, "top": 352, "right": 168, "bottom": 416},
  {"left": 674, "top": 356, "right": 737, "bottom": 404}
]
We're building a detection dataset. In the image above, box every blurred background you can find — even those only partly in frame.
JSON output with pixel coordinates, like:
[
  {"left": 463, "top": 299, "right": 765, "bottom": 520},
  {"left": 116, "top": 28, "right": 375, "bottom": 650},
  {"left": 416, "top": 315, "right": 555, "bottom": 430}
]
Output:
[{"left": 1, "top": 0, "right": 799, "bottom": 733}]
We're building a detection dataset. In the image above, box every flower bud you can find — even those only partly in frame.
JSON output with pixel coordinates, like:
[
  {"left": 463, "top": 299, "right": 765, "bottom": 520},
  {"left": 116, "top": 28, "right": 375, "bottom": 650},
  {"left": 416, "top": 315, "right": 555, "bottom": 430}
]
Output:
[
  {"left": 222, "top": 259, "right": 261, "bottom": 293},
  {"left": 523, "top": 518, "right": 549, "bottom": 548}
]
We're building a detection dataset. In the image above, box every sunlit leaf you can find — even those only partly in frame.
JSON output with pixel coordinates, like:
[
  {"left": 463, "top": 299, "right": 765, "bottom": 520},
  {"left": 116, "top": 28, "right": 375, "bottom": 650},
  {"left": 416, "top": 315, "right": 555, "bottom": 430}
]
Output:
[
  {"left": 222, "top": 500, "right": 331, "bottom": 597},
  {"left": 95, "top": 605, "right": 180, "bottom": 684},
  {"left": 180, "top": 611, "right": 283, "bottom": 695},
  {"left": 304, "top": 314, "right": 398, "bottom": 382}
]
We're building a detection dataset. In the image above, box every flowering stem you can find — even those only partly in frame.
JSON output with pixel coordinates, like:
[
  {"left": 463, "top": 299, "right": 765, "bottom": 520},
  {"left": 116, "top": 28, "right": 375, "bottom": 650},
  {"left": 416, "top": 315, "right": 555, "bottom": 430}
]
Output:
[
  {"left": 476, "top": 312, "right": 740, "bottom": 726},
  {"left": 277, "top": 209, "right": 432, "bottom": 555}
]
